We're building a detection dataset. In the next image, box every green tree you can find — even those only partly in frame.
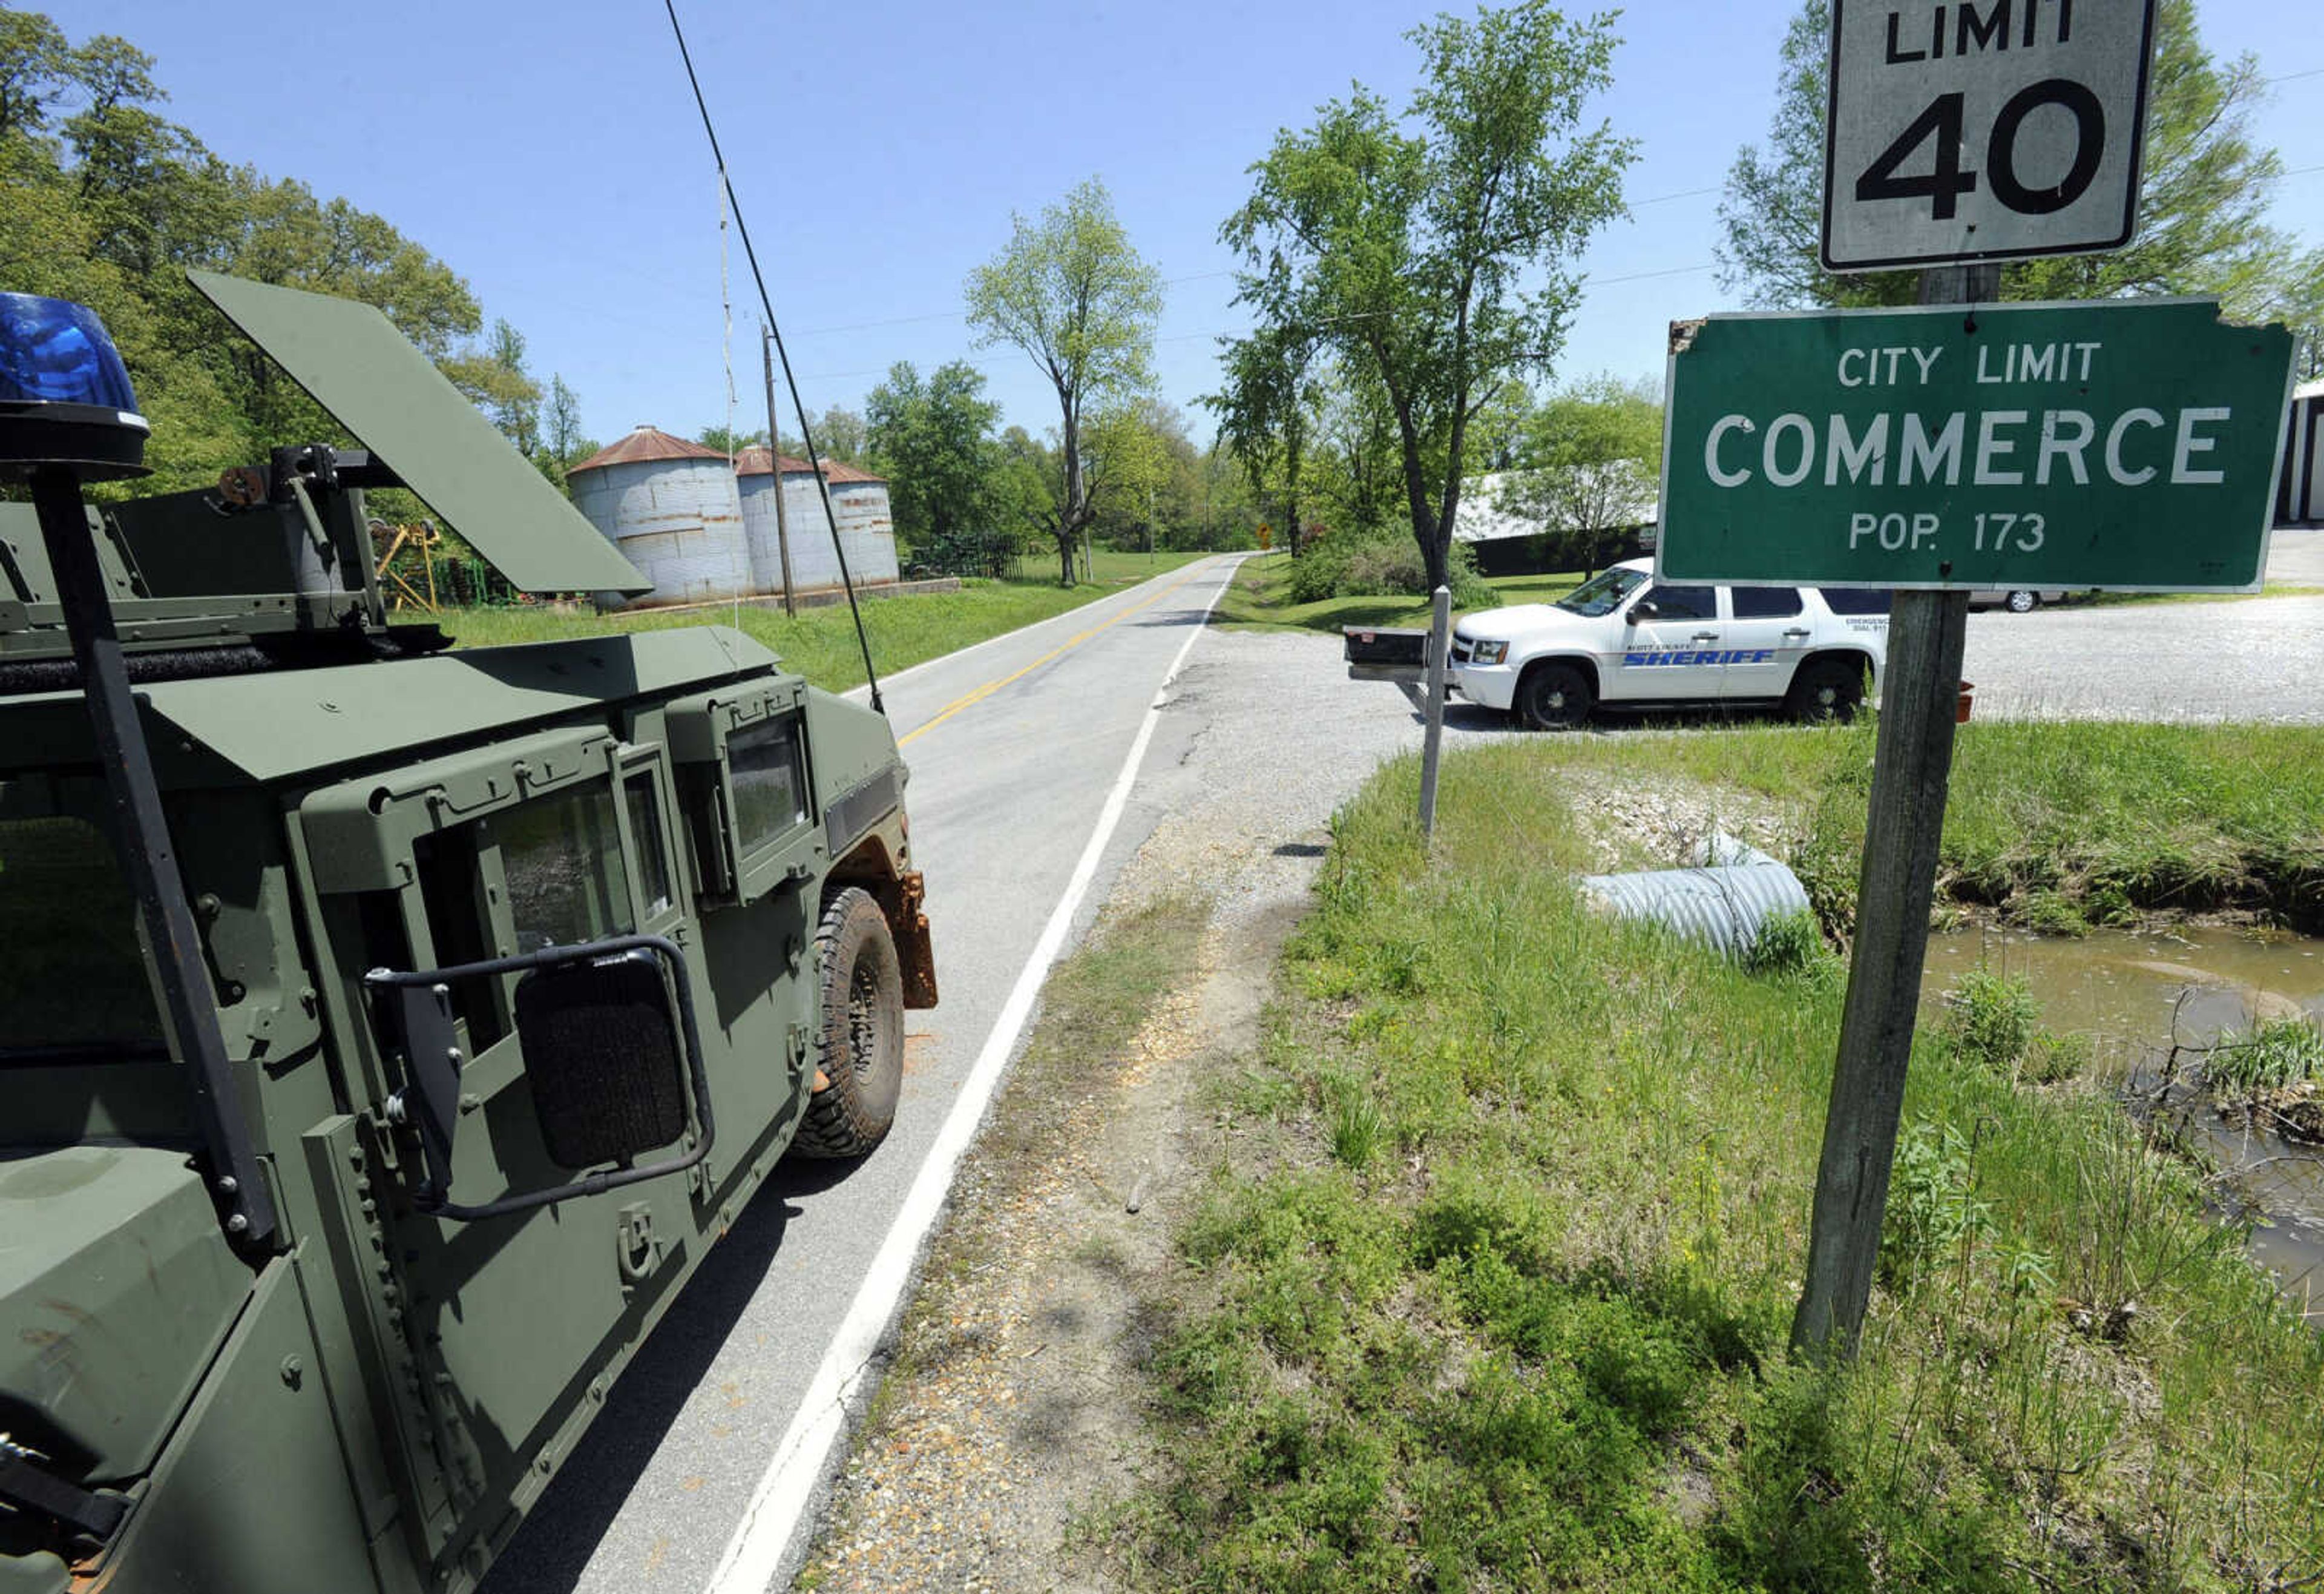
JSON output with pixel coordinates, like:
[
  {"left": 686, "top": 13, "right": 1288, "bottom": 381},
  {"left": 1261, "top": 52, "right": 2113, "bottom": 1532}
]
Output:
[
  {"left": 821, "top": 406, "right": 867, "bottom": 466},
  {"left": 695, "top": 423, "right": 767, "bottom": 456},
  {"left": 865, "top": 359, "right": 1017, "bottom": 575},
  {"left": 539, "top": 374, "right": 594, "bottom": 492},
  {"left": 1498, "top": 372, "right": 1661, "bottom": 578},
  {"left": 1305, "top": 357, "right": 1403, "bottom": 539},
  {"left": 1224, "top": 1, "right": 1635, "bottom": 593},
  {"left": 1719, "top": 0, "right": 2324, "bottom": 320},
  {"left": 1206, "top": 326, "right": 1320, "bottom": 556},
  {"left": 1080, "top": 400, "right": 1171, "bottom": 559},
  {"left": 0, "top": 4, "right": 583, "bottom": 538},
  {"left": 991, "top": 425, "right": 1062, "bottom": 572},
  {"left": 0, "top": 9, "right": 73, "bottom": 140},
  {"left": 442, "top": 318, "right": 542, "bottom": 456},
  {"left": 966, "top": 176, "right": 1163, "bottom": 585}
]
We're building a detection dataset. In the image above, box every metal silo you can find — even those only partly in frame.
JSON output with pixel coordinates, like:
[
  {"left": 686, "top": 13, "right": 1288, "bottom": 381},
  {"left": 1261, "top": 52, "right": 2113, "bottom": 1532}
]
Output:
[
  {"left": 735, "top": 445, "right": 803, "bottom": 596},
  {"left": 822, "top": 461, "right": 902, "bottom": 587},
  {"left": 747, "top": 457, "right": 900, "bottom": 592},
  {"left": 568, "top": 426, "right": 752, "bottom": 607}
]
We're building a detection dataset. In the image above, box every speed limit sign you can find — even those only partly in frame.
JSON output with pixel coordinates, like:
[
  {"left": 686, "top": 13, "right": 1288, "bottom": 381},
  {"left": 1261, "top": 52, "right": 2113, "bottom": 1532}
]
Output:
[{"left": 1821, "top": 0, "right": 2156, "bottom": 271}]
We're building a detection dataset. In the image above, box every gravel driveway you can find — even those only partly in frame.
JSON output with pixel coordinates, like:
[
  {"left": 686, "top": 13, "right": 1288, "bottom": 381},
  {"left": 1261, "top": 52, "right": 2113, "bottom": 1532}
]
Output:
[
  {"left": 2267, "top": 524, "right": 2324, "bottom": 588},
  {"left": 1962, "top": 592, "right": 2324, "bottom": 723}
]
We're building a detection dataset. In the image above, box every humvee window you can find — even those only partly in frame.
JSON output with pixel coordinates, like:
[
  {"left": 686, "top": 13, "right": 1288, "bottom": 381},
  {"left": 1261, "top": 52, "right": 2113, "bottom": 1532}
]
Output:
[
  {"left": 0, "top": 793, "right": 163, "bottom": 1058},
  {"left": 500, "top": 783, "right": 632, "bottom": 950},
  {"left": 730, "top": 714, "right": 809, "bottom": 853},
  {"left": 625, "top": 772, "right": 674, "bottom": 920},
  {"left": 414, "top": 820, "right": 504, "bottom": 1048}
]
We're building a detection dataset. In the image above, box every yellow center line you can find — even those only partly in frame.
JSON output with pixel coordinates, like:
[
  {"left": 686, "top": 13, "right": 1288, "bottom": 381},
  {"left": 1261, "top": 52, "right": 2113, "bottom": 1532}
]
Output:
[{"left": 895, "top": 570, "right": 1210, "bottom": 748}]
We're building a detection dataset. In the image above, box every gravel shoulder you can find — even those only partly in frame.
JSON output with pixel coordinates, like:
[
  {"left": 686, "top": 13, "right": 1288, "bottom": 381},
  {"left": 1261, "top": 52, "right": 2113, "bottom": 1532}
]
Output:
[{"left": 793, "top": 630, "right": 1488, "bottom": 1592}]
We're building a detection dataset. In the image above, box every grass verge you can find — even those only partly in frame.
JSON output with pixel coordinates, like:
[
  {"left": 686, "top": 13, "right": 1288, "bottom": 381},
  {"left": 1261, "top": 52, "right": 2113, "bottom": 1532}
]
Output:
[
  {"left": 1116, "top": 745, "right": 2324, "bottom": 1591},
  {"left": 795, "top": 892, "right": 1209, "bottom": 1589},
  {"left": 438, "top": 554, "right": 1212, "bottom": 694},
  {"left": 1521, "top": 719, "right": 2324, "bottom": 935},
  {"left": 1212, "top": 551, "right": 1583, "bottom": 635}
]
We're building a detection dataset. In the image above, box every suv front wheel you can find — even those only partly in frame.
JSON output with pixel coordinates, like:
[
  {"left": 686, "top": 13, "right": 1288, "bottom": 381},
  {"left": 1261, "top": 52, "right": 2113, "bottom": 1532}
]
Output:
[
  {"left": 1787, "top": 657, "right": 1865, "bottom": 723},
  {"left": 1516, "top": 661, "right": 1594, "bottom": 731}
]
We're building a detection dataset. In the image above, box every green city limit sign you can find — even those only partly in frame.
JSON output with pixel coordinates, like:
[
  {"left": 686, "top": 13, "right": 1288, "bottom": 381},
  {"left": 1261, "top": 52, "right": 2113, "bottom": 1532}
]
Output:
[{"left": 1657, "top": 297, "right": 2294, "bottom": 591}]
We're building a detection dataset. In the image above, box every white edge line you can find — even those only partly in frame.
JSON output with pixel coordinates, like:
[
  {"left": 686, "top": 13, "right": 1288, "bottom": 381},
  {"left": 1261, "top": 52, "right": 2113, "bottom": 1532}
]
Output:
[
  {"left": 842, "top": 555, "right": 1226, "bottom": 703},
  {"left": 703, "top": 557, "right": 1239, "bottom": 1594}
]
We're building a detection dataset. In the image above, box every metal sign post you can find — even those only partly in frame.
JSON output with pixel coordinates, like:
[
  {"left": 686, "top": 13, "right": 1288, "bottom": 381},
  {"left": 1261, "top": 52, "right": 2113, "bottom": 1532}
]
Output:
[{"left": 1418, "top": 585, "right": 1451, "bottom": 840}]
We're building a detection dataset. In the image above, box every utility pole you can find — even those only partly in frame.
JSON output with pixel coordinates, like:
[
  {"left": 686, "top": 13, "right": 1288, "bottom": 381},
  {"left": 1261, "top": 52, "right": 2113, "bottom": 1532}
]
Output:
[
  {"left": 761, "top": 326, "right": 797, "bottom": 618},
  {"left": 1789, "top": 262, "right": 1989, "bottom": 1360}
]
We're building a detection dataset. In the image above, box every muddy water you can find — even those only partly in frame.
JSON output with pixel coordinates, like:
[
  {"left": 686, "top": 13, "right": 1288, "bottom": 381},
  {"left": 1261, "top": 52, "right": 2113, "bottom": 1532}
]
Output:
[{"left": 1921, "top": 926, "right": 2324, "bottom": 1320}]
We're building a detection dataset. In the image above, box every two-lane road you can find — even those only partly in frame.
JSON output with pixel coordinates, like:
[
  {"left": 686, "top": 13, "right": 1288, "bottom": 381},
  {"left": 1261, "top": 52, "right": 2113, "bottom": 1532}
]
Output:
[{"left": 482, "top": 556, "right": 1245, "bottom": 1594}]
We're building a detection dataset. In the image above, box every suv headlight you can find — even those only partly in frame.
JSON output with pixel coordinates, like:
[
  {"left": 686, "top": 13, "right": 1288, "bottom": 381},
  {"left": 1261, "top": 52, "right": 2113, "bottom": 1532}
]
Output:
[{"left": 1469, "top": 639, "right": 1508, "bottom": 665}]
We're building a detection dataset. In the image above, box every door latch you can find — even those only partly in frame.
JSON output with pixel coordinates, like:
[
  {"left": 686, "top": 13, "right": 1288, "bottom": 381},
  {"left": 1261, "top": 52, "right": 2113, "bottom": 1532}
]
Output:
[{"left": 615, "top": 1202, "right": 665, "bottom": 1287}]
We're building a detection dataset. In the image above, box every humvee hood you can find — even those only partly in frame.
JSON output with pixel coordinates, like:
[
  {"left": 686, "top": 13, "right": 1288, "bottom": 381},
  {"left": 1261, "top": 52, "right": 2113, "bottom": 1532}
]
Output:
[
  {"left": 0, "top": 1145, "right": 248, "bottom": 1484},
  {"left": 188, "top": 271, "right": 651, "bottom": 597},
  {"left": 134, "top": 628, "right": 778, "bottom": 784}
]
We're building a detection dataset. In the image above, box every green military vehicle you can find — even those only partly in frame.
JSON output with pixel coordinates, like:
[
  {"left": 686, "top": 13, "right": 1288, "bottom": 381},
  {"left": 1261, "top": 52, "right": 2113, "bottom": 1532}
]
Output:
[{"left": 0, "top": 275, "right": 936, "bottom": 1592}]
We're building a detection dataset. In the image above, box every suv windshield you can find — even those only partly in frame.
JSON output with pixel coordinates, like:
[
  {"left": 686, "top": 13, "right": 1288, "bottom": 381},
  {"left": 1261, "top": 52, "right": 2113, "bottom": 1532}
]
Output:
[
  {"left": 1555, "top": 566, "right": 1649, "bottom": 618},
  {"left": 1, "top": 777, "right": 165, "bottom": 1059}
]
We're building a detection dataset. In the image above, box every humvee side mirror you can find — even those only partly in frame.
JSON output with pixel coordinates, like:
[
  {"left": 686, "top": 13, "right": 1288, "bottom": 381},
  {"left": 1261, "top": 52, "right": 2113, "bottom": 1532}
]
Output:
[{"left": 366, "top": 934, "right": 712, "bottom": 1220}]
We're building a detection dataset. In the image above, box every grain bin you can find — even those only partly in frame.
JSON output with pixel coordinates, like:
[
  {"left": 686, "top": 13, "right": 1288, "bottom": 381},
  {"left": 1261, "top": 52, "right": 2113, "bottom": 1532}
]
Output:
[
  {"left": 821, "top": 460, "right": 902, "bottom": 587},
  {"left": 568, "top": 426, "right": 752, "bottom": 607},
  {"left": 735, "top": 446, "right": 805, "bottom": 595},
  {"left": 737, "top": 450, "right": 901, "bottom": 593}
]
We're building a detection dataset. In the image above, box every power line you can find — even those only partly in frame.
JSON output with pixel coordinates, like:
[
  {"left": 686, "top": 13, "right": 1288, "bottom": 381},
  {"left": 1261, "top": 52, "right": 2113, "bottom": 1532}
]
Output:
[
  {"left": 787, "top": 194, "right": 1722, "bottom": 343},
  {"left": 792, "top": 266, "right": 1238, "bottom": 340},
  {"left": 1632, "top": 185, "right": 1721, "bottom": 206},
  {"left": 1588, "top": 261, "right": 1718, "bottom": 286}
]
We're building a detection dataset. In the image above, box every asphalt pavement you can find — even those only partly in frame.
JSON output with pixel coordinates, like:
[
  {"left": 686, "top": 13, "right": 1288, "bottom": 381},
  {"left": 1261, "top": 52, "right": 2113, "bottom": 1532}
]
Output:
[{"left": 479, "top": 556, "right": 1250, "bottom": 1594}]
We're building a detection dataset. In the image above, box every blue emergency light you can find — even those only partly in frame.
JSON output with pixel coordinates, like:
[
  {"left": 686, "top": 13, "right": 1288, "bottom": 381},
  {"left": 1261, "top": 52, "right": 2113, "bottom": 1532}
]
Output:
[{"left": 0, "top": 292, "right": 151, "bottom": 481}]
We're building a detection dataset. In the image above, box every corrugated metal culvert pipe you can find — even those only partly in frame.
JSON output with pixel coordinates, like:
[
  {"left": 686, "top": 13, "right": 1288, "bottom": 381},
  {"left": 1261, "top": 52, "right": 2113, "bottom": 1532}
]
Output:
[{"left": 1580, "top": 833, "right": 1811, "bottom": 961}]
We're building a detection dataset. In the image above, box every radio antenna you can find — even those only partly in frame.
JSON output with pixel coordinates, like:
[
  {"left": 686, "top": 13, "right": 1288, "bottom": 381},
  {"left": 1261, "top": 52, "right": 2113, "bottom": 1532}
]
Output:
[{"left": 663, "top": 0, "right": 885, "bottom": 714}]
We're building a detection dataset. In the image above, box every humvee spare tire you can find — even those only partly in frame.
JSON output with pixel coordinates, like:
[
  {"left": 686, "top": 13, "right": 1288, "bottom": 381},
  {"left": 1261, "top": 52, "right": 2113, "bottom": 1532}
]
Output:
[{"left": 793, "top": 887, "right": 905, "bottom": 1158}]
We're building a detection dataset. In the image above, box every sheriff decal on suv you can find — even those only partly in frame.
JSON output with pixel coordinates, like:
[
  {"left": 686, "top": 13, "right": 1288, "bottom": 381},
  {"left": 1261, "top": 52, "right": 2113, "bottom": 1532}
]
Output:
[{"left": 1451, "top": 558, "right": 1891, "bottom": 729}]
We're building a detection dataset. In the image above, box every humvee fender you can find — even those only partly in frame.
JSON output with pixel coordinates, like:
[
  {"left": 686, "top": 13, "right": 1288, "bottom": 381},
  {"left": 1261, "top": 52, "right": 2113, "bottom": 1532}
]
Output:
[{"left": 0, "top": 276, "right": 935, "bottom": 1594}]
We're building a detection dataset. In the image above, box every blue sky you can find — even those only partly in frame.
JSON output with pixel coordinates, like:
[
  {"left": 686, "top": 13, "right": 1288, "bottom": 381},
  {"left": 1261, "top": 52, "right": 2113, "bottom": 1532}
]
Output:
[{"left": 73, "top": 0, "right": 2323, "bottom": 452}]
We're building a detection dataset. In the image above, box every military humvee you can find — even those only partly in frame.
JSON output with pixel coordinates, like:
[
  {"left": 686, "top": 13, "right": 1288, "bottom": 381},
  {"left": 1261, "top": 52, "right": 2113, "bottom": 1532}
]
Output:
[{"left": 0, "top": 274, "right": 936, "bottom": 1593}]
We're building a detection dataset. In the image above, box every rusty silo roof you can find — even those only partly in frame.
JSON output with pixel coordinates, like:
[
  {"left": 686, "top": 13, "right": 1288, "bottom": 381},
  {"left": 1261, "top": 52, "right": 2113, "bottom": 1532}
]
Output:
[
  {"left": 732, "top": 447, "right": 886, "bottom": 484},
  {"left": 568, "top": 425, "right": 728, "bottom": 475},
  {"left": 734, "top": 446, "right": 816, "bottom": 477}
]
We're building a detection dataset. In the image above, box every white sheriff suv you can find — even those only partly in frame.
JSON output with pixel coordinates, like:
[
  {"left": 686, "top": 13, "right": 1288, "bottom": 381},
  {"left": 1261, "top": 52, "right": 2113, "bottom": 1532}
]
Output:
[{"left": 1451, "top": 558, "right": 1890, "bottom": 729}]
